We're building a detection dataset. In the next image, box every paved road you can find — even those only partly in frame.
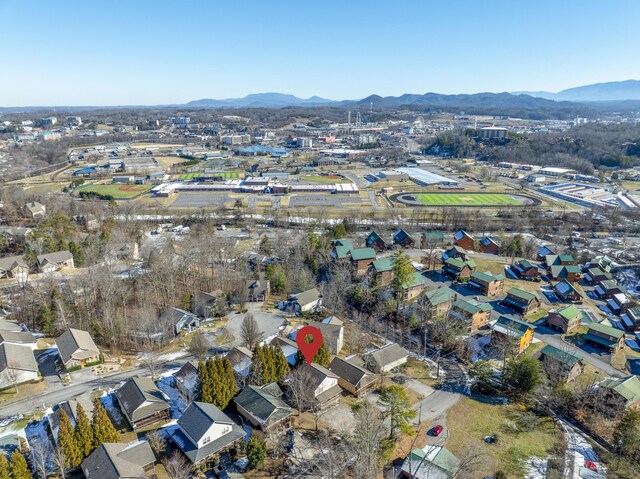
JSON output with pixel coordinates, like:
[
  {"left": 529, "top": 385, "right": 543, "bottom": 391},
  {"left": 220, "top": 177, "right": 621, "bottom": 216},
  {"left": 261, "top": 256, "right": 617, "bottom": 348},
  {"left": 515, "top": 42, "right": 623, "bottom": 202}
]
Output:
[
  {"left": 534, "top": 324, "right": 624, "bottom": 378},
  {"left": 367, "top": 190, "right": 383, "bottom": 210},
  {"left": 0, "top": 356, "right": 193, "bottom": 419}
]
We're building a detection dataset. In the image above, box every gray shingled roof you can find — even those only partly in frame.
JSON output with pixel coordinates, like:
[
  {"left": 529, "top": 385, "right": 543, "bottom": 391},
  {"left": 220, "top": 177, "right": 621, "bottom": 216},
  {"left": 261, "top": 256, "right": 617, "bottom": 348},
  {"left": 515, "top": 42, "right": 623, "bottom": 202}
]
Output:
[
  {"left": 82, "top": 441, "right": 155, "bottom": 479},
  {"left": 115, "top": 377, "right": 169, "bottom": 423},
  {"left": 365, "top": 343, "right": 409, "bottom": 369},
  {"left": 55, "top": 328, "right": 99, "bottom": 365},
  {"left": 0, "top": 255, "right": 28, "bottom": 272},
  {"left": 0, "top": 343, "right": 37, "bottom": 372},
  {"left": 234, "top": 383, "right": 292, "bottom": 427},
  {"left": 328, "top": 356, "right": 375, "bottom": 389},
  {"left": 37, "top": 250, "right": 73, "bottom": 266},
  {"left": 177, "top": 401, "right": 234, "bottom": 444},
  {"left": 0, "top": 330, "right": 35, "bottom": 345}
]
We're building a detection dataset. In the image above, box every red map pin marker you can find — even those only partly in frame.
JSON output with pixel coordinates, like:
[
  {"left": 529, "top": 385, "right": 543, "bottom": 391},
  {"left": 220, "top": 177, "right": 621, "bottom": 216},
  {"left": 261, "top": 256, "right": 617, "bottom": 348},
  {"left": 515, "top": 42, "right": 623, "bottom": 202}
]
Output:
[{"left": 296, "top": 325, "right": 323, "bottom": 367}]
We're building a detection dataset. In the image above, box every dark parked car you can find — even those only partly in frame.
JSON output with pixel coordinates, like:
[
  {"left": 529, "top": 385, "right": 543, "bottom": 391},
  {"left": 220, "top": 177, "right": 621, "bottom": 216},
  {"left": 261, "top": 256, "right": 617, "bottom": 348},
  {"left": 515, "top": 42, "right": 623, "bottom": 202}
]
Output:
[{"left": 213, "top": 465, "right": 231, "bottom": 479}]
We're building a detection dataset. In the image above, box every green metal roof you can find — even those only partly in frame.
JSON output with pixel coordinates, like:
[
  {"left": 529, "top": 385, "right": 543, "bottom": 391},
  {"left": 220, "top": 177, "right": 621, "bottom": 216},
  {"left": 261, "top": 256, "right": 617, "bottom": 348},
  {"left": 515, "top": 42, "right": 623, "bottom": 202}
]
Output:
[
  {"left": 350, "top": 247, "right": 376, "bottom": 261},
  {"left": 540, "top": 344, "right": 582, "bottom": 366},
  {"left": 588, "top": 322, "right": 624, "bottom": 339},
  {"left": 444, "top": 257, "right": 475, "bottom": 269},
  {"left": 557, "top": 304, "right": 581, "bottom": 321},
  {"left": 453, "top": 298, "right": 492, "bottom": 315},
  {"left": 404, "top": 271, "right": 426, "bottom": 289},
  {"left": 334, "top": 245, "right": 351, "bottom": 259},
  {"left": 332, "top": 238, "right": 353, "bottom": 249},
  {"left": 559, "top": 254, "right": 575, "bottom": 263},
  {"left": 600, "top": 376, "right": 640, "bottom": 405},
  {"left": 507, "top": 287, "right": 538, "bottom": 302},
  {"left": 495, "top": 315, "right": 532, "bottom": 334},
  {"left": 518, "top": 259, "right": 535, "bottom": 270},
  {"left": 423, "top": 231, "right": 445, "bottom": 240},
  {"left": 424, "top": 287, "right": 455, "bottom": 306},
  {"left": 372, "top": 257, "right": 394, "bottom": 272},
  {"left": 471, "top": 271, "right": 505, "bottom": 283}
]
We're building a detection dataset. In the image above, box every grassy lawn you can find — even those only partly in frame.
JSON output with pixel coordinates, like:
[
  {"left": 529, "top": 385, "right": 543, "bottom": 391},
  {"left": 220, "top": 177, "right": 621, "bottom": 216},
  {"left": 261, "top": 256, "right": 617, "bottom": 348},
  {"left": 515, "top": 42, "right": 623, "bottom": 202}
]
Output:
[
  {"left": 446, "top": 397, "right": 559, "bottom": 478},
  {"left": 400, "top": 358, "right": 440, "bottom": 387},
  {"left": 300, "top": 175, "right": 349, "bottom": 184},
  {"left": 178, "top": 173, "right": 204, "bottom": 180},
  {"left": 77, "top": 184, "right": 152, "bottom": 199},
  {"left": 415, "top": 193, "right": 524, "bottom": 206},
  {"left": 525, "top": 307, "right": 550, "bottom": 323},
  {"left": 0, "top": 380, "right": 48, "bottom": 404}
]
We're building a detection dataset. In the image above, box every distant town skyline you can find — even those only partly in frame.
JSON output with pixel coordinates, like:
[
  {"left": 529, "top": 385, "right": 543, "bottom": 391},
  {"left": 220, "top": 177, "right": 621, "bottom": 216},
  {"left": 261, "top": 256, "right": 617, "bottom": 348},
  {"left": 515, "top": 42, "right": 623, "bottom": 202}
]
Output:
[{"left": 1, "top": 0, "right": 640, "bottom": 106}]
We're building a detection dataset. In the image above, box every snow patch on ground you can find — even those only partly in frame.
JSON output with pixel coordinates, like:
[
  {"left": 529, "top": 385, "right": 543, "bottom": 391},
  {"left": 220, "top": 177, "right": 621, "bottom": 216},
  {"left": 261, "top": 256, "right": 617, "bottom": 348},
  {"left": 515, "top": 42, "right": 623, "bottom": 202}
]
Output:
[
  {"left": 156, "top": 376, "right": 187, "bottom": 419},
  {"left": 25, "top": 418, "right": 55, "bottom": 472},
  {"left": 100, "top": 392, "right": 124, "bottom": 426}
]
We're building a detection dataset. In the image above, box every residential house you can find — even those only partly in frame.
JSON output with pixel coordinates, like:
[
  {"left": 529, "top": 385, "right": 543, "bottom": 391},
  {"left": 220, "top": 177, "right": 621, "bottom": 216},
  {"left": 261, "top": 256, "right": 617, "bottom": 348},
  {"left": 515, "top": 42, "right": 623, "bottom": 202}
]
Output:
[
  {"left": 549, "top": 265, "right": 581, "bottom": 283},
  {"left": 246, "top": 279, "right": 270, "bottom": 302},
  {"left": 449, "top": 298, "right": 492, "bottom": 332},
  {"left": 55, "top": 328, "right": 100, "bottom": 369},
  {"left": 479, "top": 236, "right": 500, "bottom": 255},
  {"left": 442, "top": 258, "right": 476, "bottom": 281},
  {"left": 421, "top": 231, "right": 446, "bottom": 249},
  {"left": 585, "top": 255, "right": 615, "bottom": 274},
  {"left": 350, "top": 248, "right": 376, "bottom": 276},
  {"left": 0, "top": 256, "right": 29, "bottom": 282},
  {"left": 623, "top": 307, "right": 640, "bottom": 330},
  {"left": 23, "top": 201, "right": 46, "bottom": 219},
  {"left": 115, "top": 377, "right": 170, "bottom": 430},
  {"left": 273, "top": 336, "right": 298, "bottom": 366},
  {"left": 0, "top": 343, "right": 38, "bottom": 390},
  {"left": 159, "top": 307, "right": 200, "bottom": 336},
  {"left": 105, "top": 243, "right": 140, "bottom": 262},
  {"left": 313, "top": 316, "right": 344, "bottom": 355},
  {"left": 547, "top": 305, "right": 582, "bottom": 334},
  {"left": 37, "top": 251, "right": 74, "bottom": 273},
  {"left": 596, "top": 376, "right": 640, "bottom": 416},
  {"left": 584, "top": 267, "right": 613, "bottom": 285},
  {"left": 0, "top": 331, "right": 36, "bottom": 350},
  {"left": 328, "top": 356, "right": 376, "bottom": 397},
  {"left": 422, "top": 288, "right": 456, "bottom": 318},
  {"left": 0, "top": 226, "right": 32, "bottom": 244},
  {"left": 82, "top": 441, "right": 156, "bottom": 479},
  {"left": 453, "top": 230, "right": 475, "bottom": 251},
  {"left": 331, "top": 238, "right": 353, "bottom": 260},
  {"left": 595, "top": 280, "right": 626, "bottom": 300},
  {"left": 403, "top": 271, "right": 426, "bottom": 301},
  {"left": 400, "top": 445, "right": 460, "bottom": 479},
  {"left": 173, "top": 360, "right": 199, "bottom": 398},
  {"left": 442, "top": 245, "right": 467, "bottom": 261},
  {"left": 536, "top": 245, "right": 556, "bottom": 261},
  {"left": 301, "top": 363, "right": 342, "bottom": 409},
  {"left": 234, "top": 383, "right": 292, "bottom": 431},
  {"left": 393, "top": 229, "right": 416, "bottom": 249},
  {"left": 371, "top": 257, "right": 395, "bottom": 287},
  {"left": 72, "top": 214, "right": 99, "bottom": 231},
  {"left": 608, "top": 293, "right": 632, "bottom": 315},
  {"left": 192, "top": 289, "right": 225, "bottom": 318},
  {"left": 491, "top": 316, "right": 534, "bottom": 355},
  {"left": 363, "top": 343, "right": 409, "bottom": 373},
  {"left": 501, "top": 287, "right": 541, "bottom": 315},
  {"left": 226, "top": 346, "right": 254, "bottom": 379},
  {"left": 513, "top": 259, "right": 540, "bottom": 281},
  {"left": 545, "top": 254, "right": 575, "bottom": 268},
  {"left": 552, "top": 280, "right": 583, "bottom": 303},
  {"left": 47, "top": 394, "right": 95, "bottom": 443},
  {"left": 539, "top": 344, "right": 584, "bottom": 383},
  {"left": 366, "top": 231, "right": 388, "bottom": 251},
  {"left": 469, "top": 271, "right": 505, "bottom": 296},
  {"left": 583, "top": 323, "right": 625, "bottom": 352},
  {"left": 284, "top": 288, "right": 322, "bottom": 314}
]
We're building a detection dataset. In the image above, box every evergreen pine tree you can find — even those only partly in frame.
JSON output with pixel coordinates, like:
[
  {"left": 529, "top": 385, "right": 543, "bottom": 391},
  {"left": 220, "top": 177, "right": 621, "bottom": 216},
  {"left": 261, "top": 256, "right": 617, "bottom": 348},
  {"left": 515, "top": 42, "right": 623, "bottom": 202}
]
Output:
[
  {"left": 263, "top": 345, "right": 276, "bottom": 383},
  {"left": 222, "top": 357, "right": 238, "bottom": 405},
  {"left": 58, "top": 409, "right": 82, "bottom": 468},
  {"left": 198, "top": 360, "right": 210, "bottom": 402},
  {"left": 273, "top": 343, "right": 290, "bottom": 381},
  {"left": 9, "top": 451, "right": 30, "bottom": 479},
  {"left": 314, "top": 343, "right": 331, "bottom": 367},
  {"left": 91, "top": 398, "right": 119, "bottom": 447},
  {"left": 250, "top": 345, "right": 265, "bottom": 386},
  {"left": 0, "top": 454, "right": 9, "bottom": 479},
  {"left": 74, "top": 403, "right": 94, "bottom": 459},
  {"left": 211, "top": 357, "right": 223, "bottom": 407}
]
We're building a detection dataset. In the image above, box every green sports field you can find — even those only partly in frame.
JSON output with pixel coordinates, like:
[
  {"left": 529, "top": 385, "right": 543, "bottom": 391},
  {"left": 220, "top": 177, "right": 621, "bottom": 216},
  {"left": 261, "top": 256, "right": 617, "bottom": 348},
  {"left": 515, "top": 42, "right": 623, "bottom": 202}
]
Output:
[
  {"left": 415, "top": 193, "right": 524, "bottom": 206},
  {"left": 77, "top": 184, "right": 152, "bottom": 199}
]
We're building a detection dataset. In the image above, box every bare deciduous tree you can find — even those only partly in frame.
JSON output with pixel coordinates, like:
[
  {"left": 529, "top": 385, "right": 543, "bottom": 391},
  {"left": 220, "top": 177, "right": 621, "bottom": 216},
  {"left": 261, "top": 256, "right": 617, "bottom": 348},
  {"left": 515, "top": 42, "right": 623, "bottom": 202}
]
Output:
[
  {"left": 187, "top": 330, "right": 209, "bottom": 361},
  {"left": 163, "top": 451, "right": 192, "bottom": 479},
  {"left": 146, "top": 430, "right": 167, "bottom": 456},
  {"left": 350, "top": 402, "right": 386, "bottom": 479},
  {"left": 240, "top": 312, "right": 261, "bottom": 350}
]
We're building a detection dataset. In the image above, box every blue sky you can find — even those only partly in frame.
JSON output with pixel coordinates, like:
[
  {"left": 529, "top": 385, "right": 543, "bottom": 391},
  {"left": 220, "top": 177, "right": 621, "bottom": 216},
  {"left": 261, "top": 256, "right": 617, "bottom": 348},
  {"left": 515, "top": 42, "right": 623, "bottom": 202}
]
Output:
[{"left": 1, "top": 0, "right": 639, "bottom": 106}]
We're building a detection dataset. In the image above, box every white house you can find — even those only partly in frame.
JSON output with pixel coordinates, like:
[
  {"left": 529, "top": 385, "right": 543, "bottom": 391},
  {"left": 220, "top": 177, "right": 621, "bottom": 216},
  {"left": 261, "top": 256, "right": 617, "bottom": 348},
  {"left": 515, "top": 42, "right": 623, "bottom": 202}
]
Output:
[{"left": 0, "top": 343, "right": 38, "bottom": 389}]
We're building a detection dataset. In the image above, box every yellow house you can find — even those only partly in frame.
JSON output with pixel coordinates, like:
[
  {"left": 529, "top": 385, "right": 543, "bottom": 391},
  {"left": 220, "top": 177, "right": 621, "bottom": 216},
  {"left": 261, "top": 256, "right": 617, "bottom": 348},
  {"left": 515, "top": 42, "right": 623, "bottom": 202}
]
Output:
[{"left": 491, "top": 315, "right": 534, "bottom": 355}]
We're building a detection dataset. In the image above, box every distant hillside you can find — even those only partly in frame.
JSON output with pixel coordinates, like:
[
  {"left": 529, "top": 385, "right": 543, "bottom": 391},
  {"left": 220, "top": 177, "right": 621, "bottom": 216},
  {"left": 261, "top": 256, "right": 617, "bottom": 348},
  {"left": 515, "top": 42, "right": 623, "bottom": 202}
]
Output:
[
  {"left": 186, "top": 92, "right": 335, "bottom": 108},
  {"left": 515, "top": 80, "right": 640, "bottom": 102}
]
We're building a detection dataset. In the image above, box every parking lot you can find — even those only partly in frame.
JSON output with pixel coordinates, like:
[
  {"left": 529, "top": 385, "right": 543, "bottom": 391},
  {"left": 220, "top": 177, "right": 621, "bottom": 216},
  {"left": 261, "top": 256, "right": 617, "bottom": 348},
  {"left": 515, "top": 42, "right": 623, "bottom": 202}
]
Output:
[
  {"left": 289, "top": 194, "right": 361, "bottom": 208},
  {"left": 169, "top": 192, "right": 230, "bottom": 208}
]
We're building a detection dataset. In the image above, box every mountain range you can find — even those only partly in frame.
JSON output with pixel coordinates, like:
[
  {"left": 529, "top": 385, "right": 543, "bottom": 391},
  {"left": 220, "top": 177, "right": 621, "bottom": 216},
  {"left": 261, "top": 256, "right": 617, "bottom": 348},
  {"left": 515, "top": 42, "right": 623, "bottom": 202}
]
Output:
[
  {"left": 514, "top": 80, "right": 640, "bottom": 102},
  {"left": 183, "top": 81, "right": 640, "bottom": 111}
]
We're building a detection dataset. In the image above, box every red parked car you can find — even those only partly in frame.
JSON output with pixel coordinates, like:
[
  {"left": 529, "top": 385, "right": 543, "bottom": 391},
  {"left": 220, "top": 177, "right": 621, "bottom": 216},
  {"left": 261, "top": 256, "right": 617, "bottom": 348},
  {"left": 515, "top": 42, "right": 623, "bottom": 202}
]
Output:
[
  {"left": 585, "top": 460, "right": 597, "bottom": 471},
  {"left": 432, "top": 425, "right": 444, "bottom": 436}
]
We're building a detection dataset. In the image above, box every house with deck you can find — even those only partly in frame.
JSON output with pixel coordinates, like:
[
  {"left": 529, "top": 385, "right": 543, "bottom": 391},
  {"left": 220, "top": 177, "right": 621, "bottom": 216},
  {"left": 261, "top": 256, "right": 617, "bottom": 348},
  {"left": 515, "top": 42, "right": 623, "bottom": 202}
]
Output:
[
  {"left": 371, "top": 257, "right": 395, "bottom": 287},
  {"left": 366, "top": 231, "right": 388, "bottom": 252},
  {"left": 491, "top": 315, "right": 534, "bottom": 355},
  {"left": 421, "top": 231, "right": 446, "bottom": 249},
  {"left": 234, "top": 383, "right": 292, "bottom": 431},
  {"left": 442, "top": 258, "right": 476, "bottom": 281},
  {"left": 449, "top": 298, "right": 492, "bottom": 331},
  {"left": 552, "top": 280, "right": 583, "bottom": 303},
  {"left": 501, "top": 287, "right": 541, "bottom": 315},
  {"left": 539, "top": 344, "right": 584, "bottom": 383},
  {"left": 350, "top": 248, "right": 377, "bottom": 276},
  {"left": 513, "top": 259, "right": 540, "bottom": 280},
  {"left": 363, "top": 343, "right": 409, "bottom": 373},
  {"left": 115, "top": 377, "right": 170, "bottom": 430},
  {"left": 82, "top": 441, "right": 156, "bottom": 479},
  {"left": 479, "top": 236, "right": 500, "bottom": 255},
  {"left": 546, "top": 305, "right": 582, "bottom": 334},
  {"left": 583, "top": 323, "right": 624, "bottom": 352},
  {"left": 393, "top": 229, "right": 416, "bottom": 249},
  {"left": 469, "top": 271, "right": 505, "bottom": 296},
  {"left": 596, "top": 376, "right": 640, "bottom": 417},
  {"left": 453, "top": 230, "right": 474, "bottom": 251},
  {"left": 56, "top": 328, "right": 100, "bottom": 369},
  {"left": 328, "top": 356, "right": 376, "bottom": 397},
  {"left": 0, "top": 256, "right": 29, "bottom": 282},
  {"left": 422, "top": 288, "right": 456, "bottom": 318}
]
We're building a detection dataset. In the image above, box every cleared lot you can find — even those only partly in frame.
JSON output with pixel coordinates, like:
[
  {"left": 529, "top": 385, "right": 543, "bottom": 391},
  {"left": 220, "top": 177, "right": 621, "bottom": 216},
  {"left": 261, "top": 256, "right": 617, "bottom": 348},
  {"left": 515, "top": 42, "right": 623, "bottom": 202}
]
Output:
[{"left": 224, "top": 311, "right": 286, "bottom": 347}]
